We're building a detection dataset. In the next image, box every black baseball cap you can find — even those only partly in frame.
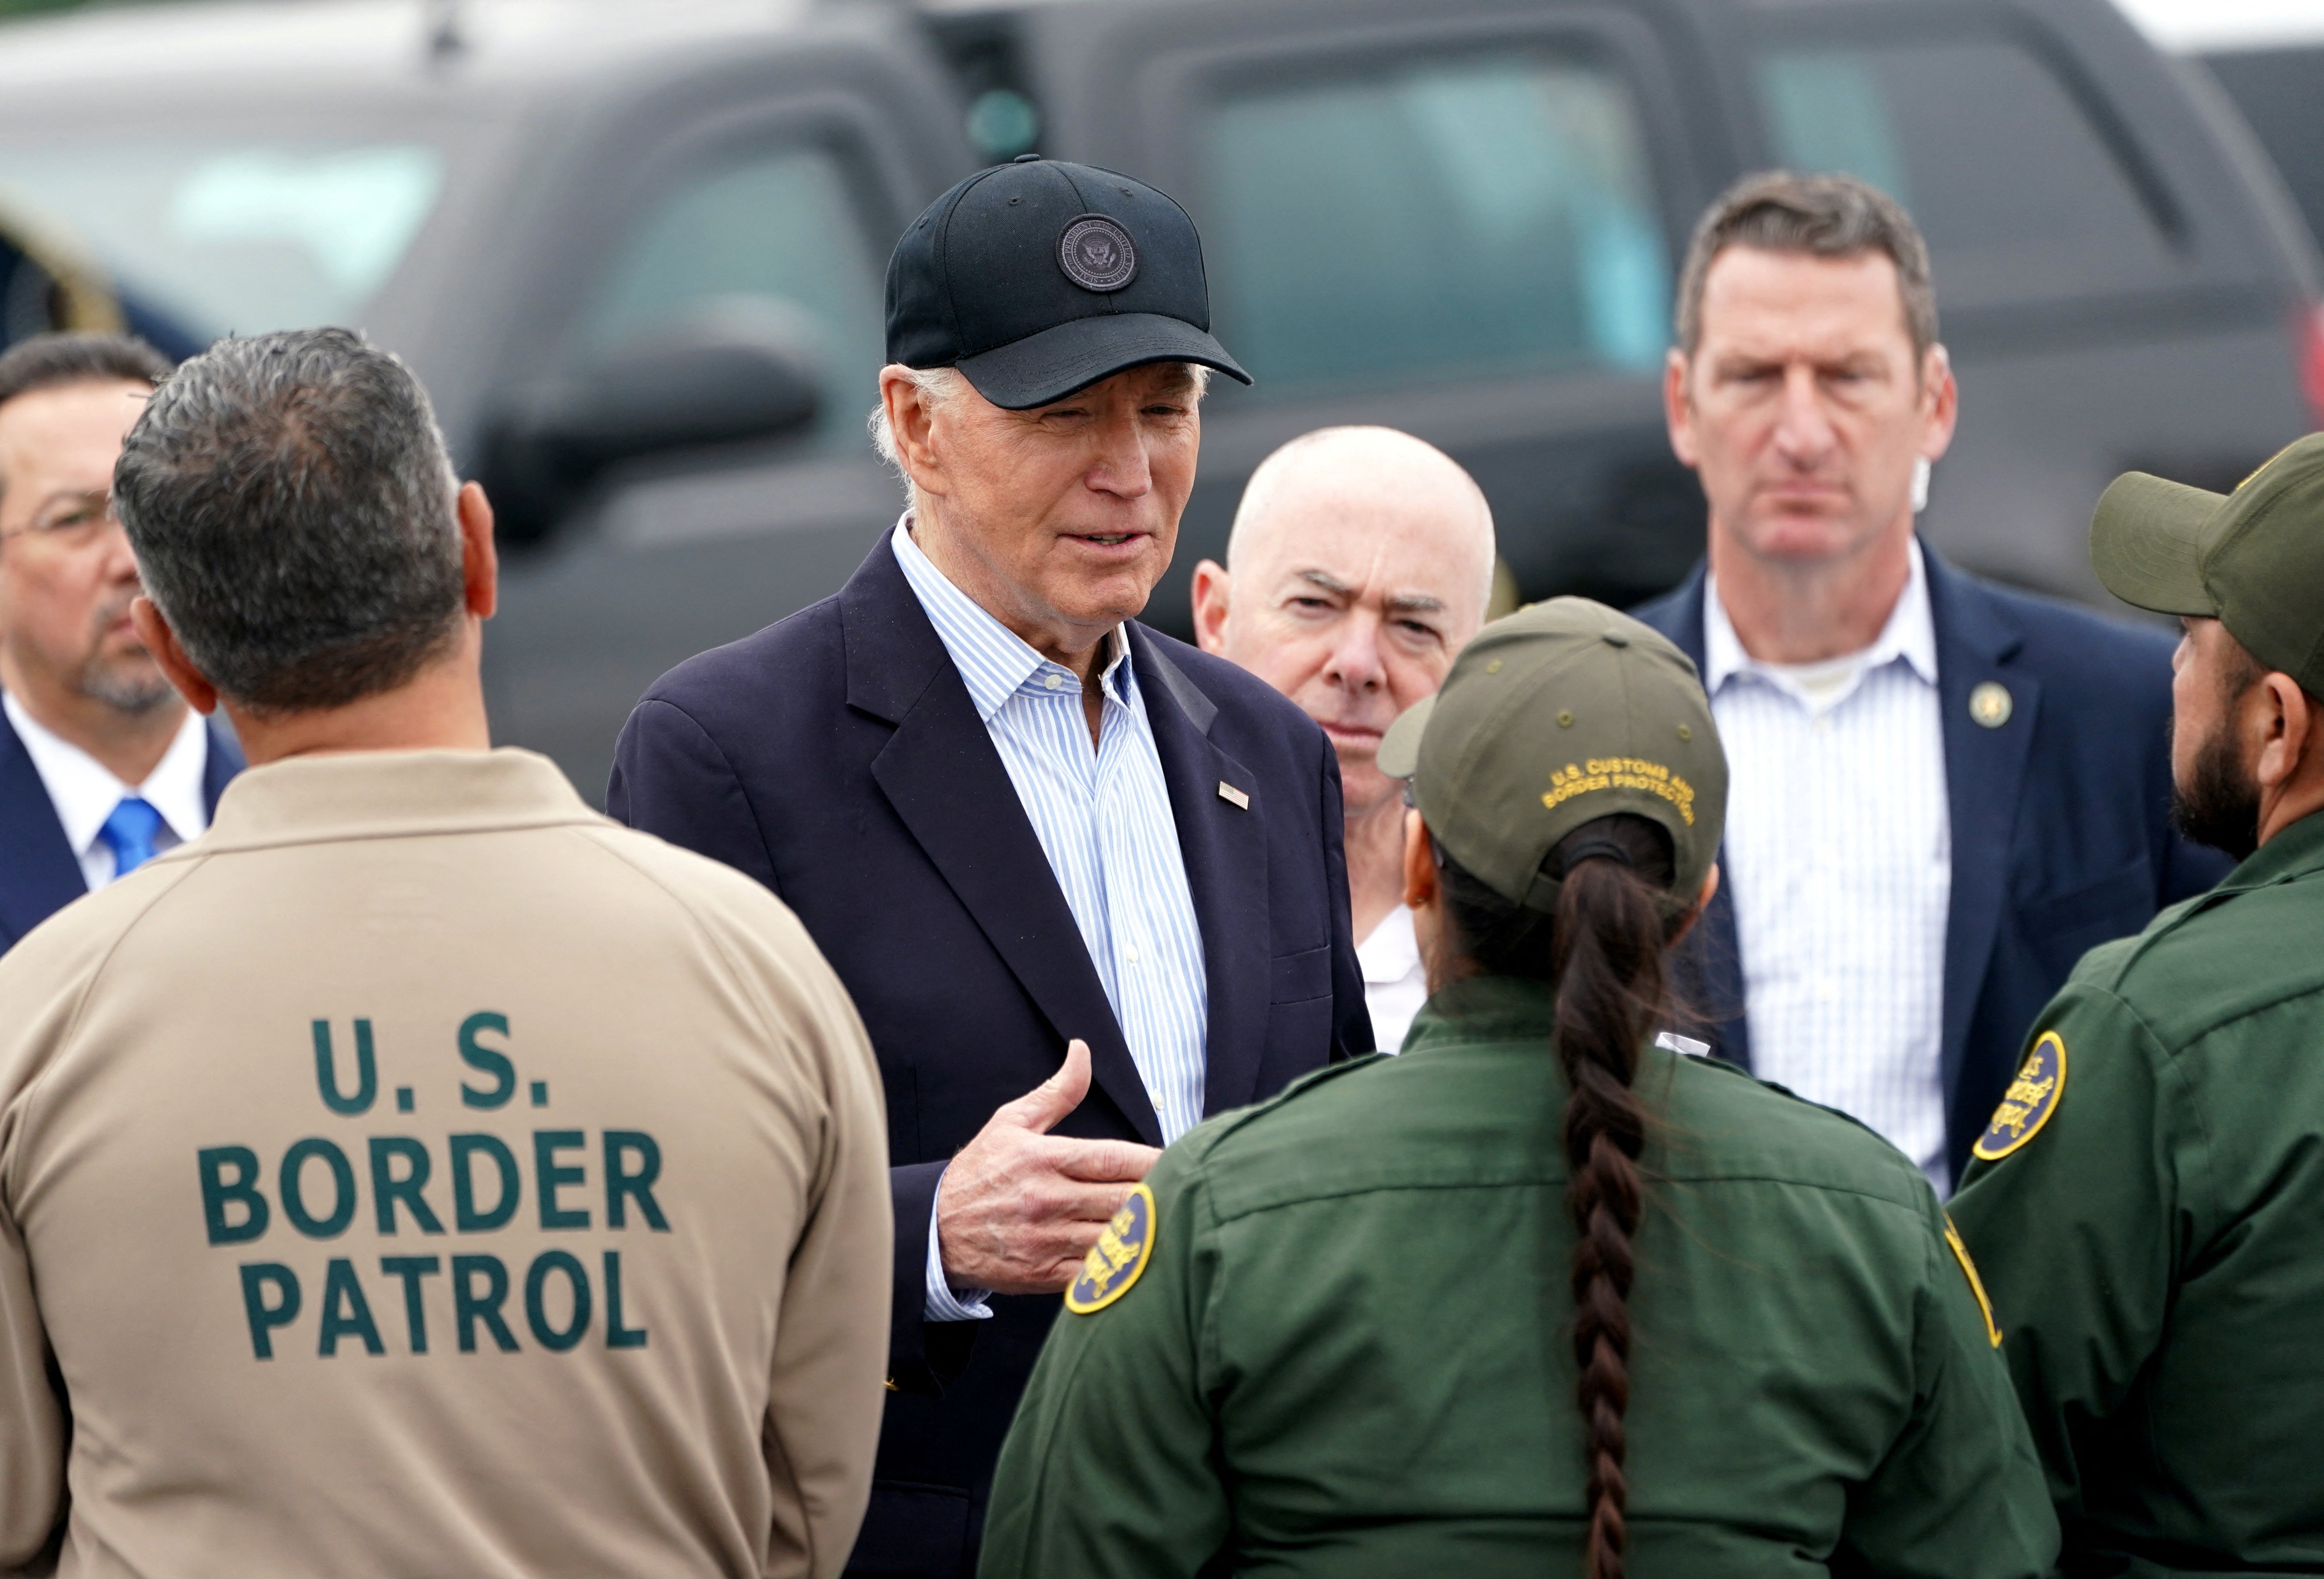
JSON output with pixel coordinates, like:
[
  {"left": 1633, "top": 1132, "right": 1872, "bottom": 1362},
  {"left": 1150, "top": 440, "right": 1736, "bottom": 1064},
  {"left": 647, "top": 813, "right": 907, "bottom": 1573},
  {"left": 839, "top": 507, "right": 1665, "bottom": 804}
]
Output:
[{"left": 885, "top": 155, "right": 1251, "bottom": 411}]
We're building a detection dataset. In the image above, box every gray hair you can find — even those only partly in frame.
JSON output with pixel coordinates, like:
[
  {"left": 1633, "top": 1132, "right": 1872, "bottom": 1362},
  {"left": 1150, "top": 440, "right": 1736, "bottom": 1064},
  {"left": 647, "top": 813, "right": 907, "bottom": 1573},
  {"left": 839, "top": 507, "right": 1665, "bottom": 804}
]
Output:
[
  {"left": 1674, "top": 170, "right": 1939, "bottom": 363},
  {"left": 865, "top": 361, "right": 1213, "bottom": 502},
  {"left": 867, "top": 366, "right": 969, "bottom": 500},
  {"left": 113, "top": 328, "right": 463, "bottom": 714}
]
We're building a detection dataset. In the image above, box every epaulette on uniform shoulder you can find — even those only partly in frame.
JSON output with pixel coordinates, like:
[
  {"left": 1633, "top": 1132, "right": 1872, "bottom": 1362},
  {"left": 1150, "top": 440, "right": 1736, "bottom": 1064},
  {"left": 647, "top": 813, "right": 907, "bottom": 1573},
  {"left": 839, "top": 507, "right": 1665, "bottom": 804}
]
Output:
[
  {"left": 2097, "top": 880, "right": 2259, "bottom": 992},
  {"left": 1680, "top": 1051, "right": 1801, "bottom": 1097},
  {"left": 1682, "top": 1050, "right": 1828, "bottom": 1111},
  {"left": 1198, "top": 1052, "right": 1392, "bottom": 1151},
  {"left": 1682, "top": 1053, "right": 1922, "bottom": 1158}
]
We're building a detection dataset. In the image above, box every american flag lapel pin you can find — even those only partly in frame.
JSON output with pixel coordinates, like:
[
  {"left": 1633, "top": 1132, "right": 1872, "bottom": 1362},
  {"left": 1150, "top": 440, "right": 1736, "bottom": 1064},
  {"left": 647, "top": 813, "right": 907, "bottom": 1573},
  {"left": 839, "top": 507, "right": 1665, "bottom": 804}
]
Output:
[{"left": 1218, "top": 780, "right": 1250, "bottom": 810}]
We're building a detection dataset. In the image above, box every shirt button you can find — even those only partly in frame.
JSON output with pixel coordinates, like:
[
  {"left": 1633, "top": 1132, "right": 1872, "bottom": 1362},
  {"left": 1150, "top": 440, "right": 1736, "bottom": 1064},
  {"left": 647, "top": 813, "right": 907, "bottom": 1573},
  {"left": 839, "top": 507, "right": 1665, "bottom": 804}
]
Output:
[
  {"left": 1043, "top": 673, "right": 1065, "bottom": 691},
  {"left": 1813, "top": 714, "right": 1832, "bottom": 735},
  {"left": 1125, "top": 943, "right": 1142, "bottom": 964}
]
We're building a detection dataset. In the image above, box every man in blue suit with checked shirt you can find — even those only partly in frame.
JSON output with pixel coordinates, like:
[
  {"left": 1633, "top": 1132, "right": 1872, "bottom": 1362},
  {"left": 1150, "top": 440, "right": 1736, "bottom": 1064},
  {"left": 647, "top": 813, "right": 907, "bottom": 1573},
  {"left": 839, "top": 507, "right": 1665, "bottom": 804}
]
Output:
[
  {"left": 1633, "top": 172, "right": 2226, "bottom": 1190},
  {"left": 0, "top": 333, "right": 240, "bottom": 954}
]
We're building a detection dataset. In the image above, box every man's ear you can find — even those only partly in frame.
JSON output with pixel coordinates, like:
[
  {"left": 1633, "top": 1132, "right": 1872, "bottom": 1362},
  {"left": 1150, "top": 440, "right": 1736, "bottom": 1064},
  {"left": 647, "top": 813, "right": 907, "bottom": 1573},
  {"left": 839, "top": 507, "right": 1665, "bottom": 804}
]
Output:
[
  {"left": 1189, "top": 559, "right": 1231, "bottom": 655},
  {"left": 131, "top": 596, "right": 218, "bottom": 715},
  {"left": 1664, "top": 347, "right": 1698, "bottom": 469},
  {"left": 1401, "top": 807, "right": 1437, "bottom": 912},
  {"left": 880, "top": 366, "right": 949, "bottom": 503},
  {"left": 457, "top": 480, "right": 498, "bottom": 621},
  {"left": 2253, "top": 671, "right": 2313, "bottom": 792},
  {"left": 1917, "top": 343, "right": 1959, "bottom": 464},
  {"left": 1669, "top": 862, "right": 1720, "bottom": 948}
]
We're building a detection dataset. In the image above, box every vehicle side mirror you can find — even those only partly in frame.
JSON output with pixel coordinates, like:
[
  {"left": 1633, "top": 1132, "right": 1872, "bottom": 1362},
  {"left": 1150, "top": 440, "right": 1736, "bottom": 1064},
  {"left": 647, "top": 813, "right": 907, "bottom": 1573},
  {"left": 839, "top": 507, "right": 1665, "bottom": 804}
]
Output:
[
  {"left": 0, "top": 197, "right": 131, "bottom": 352},
  {"left": 482, "top": 309, "right": 821, "bottom": 544}
]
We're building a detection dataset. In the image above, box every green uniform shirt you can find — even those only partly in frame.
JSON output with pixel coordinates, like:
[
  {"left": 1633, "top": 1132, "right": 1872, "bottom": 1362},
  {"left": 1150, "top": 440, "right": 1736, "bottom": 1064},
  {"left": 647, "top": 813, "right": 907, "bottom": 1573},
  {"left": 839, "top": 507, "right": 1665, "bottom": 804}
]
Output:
[
  {"left": 981, "top": 977, "right": 2055, "bottom": 1579},
  {"left": 1951, "top": 809, "right": 2324, "bottom": 1576}
]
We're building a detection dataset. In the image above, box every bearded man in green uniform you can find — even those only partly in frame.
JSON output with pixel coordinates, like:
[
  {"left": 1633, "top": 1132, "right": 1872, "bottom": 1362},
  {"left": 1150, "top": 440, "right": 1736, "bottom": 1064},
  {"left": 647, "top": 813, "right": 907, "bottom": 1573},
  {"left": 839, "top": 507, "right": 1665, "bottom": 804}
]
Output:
[
  {"left": 981, "top": 598, "right": 2054, "bottom": 1579},
  {"left": 1950, "top": 433, "right": 2324, "bottom": 1576}
]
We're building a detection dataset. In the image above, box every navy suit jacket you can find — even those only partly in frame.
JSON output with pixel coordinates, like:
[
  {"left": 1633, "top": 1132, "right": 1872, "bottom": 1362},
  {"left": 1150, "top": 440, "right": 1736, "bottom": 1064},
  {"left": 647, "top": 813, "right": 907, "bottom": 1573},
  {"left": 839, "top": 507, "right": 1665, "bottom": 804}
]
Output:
[
  {"left": 607, "top": 535, "right": 1372, "bottom": 1578},
  {"left": 1634, "top": 547, "right": 2229, "bottom": 1185},
  {"left": 0, "top": 707, "right": 240, "bottom": 954}
]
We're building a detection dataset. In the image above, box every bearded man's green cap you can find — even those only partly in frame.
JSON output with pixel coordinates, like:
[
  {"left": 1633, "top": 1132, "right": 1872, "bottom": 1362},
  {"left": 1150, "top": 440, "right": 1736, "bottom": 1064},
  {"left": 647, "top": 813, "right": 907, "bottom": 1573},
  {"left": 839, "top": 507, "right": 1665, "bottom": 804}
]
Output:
[{"left": 2091, "top": 433, "right": 2324, "bottom": 694}]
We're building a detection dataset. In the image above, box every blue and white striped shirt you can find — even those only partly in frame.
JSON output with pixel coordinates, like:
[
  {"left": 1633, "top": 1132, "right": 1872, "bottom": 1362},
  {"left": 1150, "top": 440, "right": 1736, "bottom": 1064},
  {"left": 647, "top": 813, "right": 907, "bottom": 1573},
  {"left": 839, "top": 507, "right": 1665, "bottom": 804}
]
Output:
[
  {"left": 891, "top": 520, "right": 1209, "bottom": 1319},
  {"left": 1704, "top": 541, "right": 1952, "bottom": 1192}
]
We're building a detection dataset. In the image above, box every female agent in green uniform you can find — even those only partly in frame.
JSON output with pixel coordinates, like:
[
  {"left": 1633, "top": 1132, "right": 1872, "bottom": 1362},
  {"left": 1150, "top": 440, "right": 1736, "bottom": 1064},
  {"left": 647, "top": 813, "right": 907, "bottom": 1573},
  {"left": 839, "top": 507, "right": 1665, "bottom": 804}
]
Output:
[{"left": 979, "top": 599, "right": 2056, "bottom": 1579}]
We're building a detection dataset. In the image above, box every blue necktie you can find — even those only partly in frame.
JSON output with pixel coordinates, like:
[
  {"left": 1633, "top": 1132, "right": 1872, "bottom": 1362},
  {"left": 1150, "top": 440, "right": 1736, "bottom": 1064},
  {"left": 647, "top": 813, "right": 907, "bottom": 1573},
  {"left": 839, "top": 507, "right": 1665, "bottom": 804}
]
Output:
[{"left": 98, "top": 796, "right": 163, "bottom": 879}]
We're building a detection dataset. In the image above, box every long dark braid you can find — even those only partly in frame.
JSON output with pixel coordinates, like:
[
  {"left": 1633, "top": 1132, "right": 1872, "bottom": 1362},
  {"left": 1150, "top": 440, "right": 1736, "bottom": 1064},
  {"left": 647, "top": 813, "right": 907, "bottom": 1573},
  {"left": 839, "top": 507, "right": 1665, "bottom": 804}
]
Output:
[{"left": 1438, "top": 813, "right": 1678, "bottom": 1579}]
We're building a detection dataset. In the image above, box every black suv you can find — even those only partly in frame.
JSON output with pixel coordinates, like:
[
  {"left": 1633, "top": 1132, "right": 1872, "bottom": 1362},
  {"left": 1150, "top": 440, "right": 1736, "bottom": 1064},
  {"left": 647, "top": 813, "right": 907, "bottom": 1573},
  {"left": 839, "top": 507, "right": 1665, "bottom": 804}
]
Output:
[{"left": 0, "top": 0, "right": 2315, "bottom": 800}]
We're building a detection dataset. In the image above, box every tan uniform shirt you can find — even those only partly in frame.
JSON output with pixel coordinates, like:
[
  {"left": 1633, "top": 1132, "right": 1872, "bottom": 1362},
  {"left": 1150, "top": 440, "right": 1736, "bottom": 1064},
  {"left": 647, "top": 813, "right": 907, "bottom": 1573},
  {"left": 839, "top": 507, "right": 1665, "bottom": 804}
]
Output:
[{"left": 0, "top": 749, "right": 890, "bottom": 1579}]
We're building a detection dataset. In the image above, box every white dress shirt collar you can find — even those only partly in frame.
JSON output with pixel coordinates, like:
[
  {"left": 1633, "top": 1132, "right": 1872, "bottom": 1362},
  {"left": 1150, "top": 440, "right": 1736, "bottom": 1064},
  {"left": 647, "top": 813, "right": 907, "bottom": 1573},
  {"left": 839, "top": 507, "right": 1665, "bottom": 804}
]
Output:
[
  {"left": 4, "top": 690, "right": 210, "bottom": 882},
  {"left": 890, "top": 514, "right": 1211, "bottom": 1317},
  {"left": 1357, "top": 903, "right": 1420, "bottom": 987},
  {"left": 1697, "top": 539, "right": 1953, "bottom": 1190},
  {"left": 1356, "top": 904, "right": 1428, "bottom": 1055},
  {"left": 890, "top": 518, "right": 1132, "bottom": 720},
  {"left": 1704, "top": 538, "right": 1938, "bottom": 711}
]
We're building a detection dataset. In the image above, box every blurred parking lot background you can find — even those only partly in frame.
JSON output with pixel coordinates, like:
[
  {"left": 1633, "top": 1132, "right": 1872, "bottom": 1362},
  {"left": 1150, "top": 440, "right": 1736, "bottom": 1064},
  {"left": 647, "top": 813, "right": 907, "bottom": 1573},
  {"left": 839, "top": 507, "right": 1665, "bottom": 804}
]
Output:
[{"left": 0, "top": 0, "right": 2316, "bottom": 801}]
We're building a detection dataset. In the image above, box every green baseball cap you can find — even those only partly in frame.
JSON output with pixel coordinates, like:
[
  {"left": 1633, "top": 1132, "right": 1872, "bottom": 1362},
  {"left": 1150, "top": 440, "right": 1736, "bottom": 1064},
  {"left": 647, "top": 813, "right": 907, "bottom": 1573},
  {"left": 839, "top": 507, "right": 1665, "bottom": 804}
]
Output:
[
  {"left": 2090, "top": 432, "right": 2324, "bottom": 695},
  {"left": 1376, "top": 597, "right": 1726, "bottom": 913}
]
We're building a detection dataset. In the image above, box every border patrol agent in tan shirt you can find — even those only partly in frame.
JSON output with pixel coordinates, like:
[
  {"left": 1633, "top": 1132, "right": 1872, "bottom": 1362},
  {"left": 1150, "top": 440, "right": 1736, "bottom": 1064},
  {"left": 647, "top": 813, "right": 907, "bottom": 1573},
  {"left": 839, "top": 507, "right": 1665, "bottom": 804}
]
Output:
[
  {"left": 0, "top": 328, "right": 891, "bottom": 1578},
  {"left": 1952, "top": 434, "right": 2324, "bottom": 1575}
]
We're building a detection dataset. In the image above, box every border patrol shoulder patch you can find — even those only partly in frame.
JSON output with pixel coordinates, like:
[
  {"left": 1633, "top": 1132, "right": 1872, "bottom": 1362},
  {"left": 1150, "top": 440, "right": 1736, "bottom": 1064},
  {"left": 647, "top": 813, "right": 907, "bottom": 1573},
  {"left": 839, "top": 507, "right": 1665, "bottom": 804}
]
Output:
[
  {"left": 1065, "top": 1183, "right": 1155, "bottom": 1314},
  {"left": 1972, "top": 1030, "right": 2066, "bottom": 1161}
]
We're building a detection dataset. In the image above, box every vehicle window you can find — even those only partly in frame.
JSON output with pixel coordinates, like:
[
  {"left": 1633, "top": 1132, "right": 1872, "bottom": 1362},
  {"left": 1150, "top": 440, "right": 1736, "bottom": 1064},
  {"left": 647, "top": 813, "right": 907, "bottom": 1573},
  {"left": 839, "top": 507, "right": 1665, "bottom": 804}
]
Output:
[
  {"left": 1755, "top": 39, "right": 2178, "bottom": 305},
  {"left": 1200, "top": 51, "right": 1671, "bottom": 395},
  {"left": 2200, "top": 46, "right": 2324, "bottom": 256},
  {"left": 0, "top": 141, "right": 443, "bottom": 343},
  {"left": 573, "top": 143, "right": 886, "bottom": 451}
]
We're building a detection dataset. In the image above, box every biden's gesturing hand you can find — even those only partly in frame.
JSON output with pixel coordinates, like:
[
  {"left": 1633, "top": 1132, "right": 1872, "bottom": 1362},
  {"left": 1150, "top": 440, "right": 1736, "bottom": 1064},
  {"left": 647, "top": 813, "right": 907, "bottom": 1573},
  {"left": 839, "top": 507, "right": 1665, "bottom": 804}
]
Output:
[{"left": 936, "top": 1038, "right": 1163, "bottom": 1296}]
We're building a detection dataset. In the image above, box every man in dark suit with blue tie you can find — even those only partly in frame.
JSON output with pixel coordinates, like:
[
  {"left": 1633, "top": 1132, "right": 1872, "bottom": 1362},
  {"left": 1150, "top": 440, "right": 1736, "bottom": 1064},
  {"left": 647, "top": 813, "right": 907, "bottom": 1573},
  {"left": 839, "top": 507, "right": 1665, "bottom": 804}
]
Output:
[
  {"left": 1633, "top": 172, "right": 2226, "bottom": 1192},
  {"left": 609, "top": 158, "right": 1372, "bottom": 1578},
  {"left": 0, "top": 333, "right": 239, "bottom": 953}
]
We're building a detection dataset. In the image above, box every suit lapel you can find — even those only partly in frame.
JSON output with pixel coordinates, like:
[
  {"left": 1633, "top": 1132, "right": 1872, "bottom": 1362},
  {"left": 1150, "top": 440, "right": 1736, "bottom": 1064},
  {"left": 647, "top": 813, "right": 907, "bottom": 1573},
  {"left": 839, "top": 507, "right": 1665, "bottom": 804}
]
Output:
[
  {"left": 0, "top": 708, "right": 90, "bottom": 949},
  {"left": 1642, "top": 567, "right": 1755, "bottom": 1068},
  {"left": 1131, "top": 628, "right": 1271, "bottom": 1117},
  {"left": 1649, "top": 565, "right": 1712, "bottom": 679},
  {"left": 843, "top": 540, "right": 1162, "bottom": 1145},
  {"left": 1925, "top": 550, "right": 2035, "bottom": 1110},
  {"left": 1681, "top": 873, "right": 1753, "bottom": 1069}
]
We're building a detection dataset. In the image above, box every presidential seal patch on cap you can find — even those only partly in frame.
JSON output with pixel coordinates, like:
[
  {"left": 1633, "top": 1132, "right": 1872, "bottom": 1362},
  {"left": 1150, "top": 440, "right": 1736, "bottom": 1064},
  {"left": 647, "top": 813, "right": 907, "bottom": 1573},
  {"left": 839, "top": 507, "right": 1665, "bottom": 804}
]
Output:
[
  {"left": 1972, "top": 1030, "right": 2065, "bottom": 1161},
  {"left": 1057, "top": 214, "right": 1137, "bottom": 292},
  {"left": 1065, "top": 1182, "right": 1155, "bottom": 1314}
]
